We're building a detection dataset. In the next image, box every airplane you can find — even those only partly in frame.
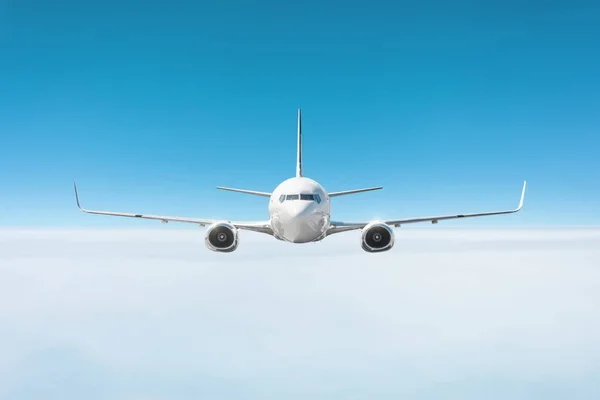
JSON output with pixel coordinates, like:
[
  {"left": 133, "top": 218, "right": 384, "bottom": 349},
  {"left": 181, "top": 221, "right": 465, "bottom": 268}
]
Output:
[{"left": 73, "top": 109, "right": 527, "bottom": 253}]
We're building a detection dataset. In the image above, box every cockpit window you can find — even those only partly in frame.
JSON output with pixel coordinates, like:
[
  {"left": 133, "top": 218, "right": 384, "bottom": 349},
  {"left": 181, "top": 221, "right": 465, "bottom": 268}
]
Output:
[{"left": 280, "top": 193, "right": 321, "bottom": 202}]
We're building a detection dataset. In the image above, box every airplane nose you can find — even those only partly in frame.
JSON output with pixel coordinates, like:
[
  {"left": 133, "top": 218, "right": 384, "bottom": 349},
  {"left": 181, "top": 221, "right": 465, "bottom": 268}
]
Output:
[
  {"left": 274, "top": 201, "right": 326, "bottom": 243},
  {"left": 287, "top": 202, "right": 313, "bottom": 218}
]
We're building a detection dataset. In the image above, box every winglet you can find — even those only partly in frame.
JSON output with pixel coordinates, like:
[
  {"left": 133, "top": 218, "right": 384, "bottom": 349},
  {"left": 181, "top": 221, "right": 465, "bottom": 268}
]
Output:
[
  {"left": 516, "top": 180, "right": 527, "bottom": 211},
  {"left": 73, "top": 181, "right": 83, "bottom": 210}
]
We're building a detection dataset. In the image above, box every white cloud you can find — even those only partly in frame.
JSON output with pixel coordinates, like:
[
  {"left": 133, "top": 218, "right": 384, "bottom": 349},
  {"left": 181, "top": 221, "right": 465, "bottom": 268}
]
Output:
[{"left": 0, "top": 228, "right": 599, "bottom": 399}]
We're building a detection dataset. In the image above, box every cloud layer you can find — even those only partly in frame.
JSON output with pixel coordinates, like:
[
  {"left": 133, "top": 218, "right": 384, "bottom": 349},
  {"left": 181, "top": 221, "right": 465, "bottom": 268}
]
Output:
[{"left": 1, "top": 228, "right": 599, "bottom": 399}]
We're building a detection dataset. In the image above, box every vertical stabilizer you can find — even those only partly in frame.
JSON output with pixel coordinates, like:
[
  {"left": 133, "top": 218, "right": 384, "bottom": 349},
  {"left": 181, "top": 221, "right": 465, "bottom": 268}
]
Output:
[{"left": 296, "top": 108, "right": 303, "bottom": 177}]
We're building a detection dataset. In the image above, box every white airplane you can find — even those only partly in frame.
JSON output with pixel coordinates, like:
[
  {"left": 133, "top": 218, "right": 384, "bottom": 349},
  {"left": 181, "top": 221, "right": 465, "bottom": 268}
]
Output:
[{"left": 74, "top": 109, "right": 527, "bottom": 253}]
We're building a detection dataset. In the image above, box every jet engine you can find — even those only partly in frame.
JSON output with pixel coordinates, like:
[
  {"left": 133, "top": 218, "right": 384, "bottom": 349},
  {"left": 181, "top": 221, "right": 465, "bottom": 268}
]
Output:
[
  {"left": 205, "top": 222, "right": 239, "bottom": 253},
  {"left": 361, "top": 222, "right": 395, "bottom": 253}
]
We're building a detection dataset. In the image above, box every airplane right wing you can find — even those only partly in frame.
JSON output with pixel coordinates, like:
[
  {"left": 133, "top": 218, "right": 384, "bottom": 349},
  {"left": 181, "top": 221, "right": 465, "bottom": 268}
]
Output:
[
  {"left": 327, "top": 181, "right": 527, "bottom": 235},
  {"left": 73, "top": 182, "right": 273, "bottom": 235}
]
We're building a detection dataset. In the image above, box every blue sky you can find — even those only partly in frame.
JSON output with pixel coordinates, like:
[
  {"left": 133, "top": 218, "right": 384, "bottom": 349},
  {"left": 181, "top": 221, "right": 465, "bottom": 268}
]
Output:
[{"left": 1, "top": 0, "right": 599, "bottom": 227}]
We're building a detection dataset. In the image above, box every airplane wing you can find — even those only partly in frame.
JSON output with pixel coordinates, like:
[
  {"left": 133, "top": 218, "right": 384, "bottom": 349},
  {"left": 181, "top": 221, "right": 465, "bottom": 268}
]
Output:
[
  {"left": 327, "top": 181, "right": 527, "bottom": 235},
  {"left": 73, "top": 182, "right": 273, "bottom": 235}
]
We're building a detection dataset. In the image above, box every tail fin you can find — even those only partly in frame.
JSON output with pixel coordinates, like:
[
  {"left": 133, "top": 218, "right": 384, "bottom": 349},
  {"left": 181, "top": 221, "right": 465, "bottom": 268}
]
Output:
[{"left": 296, "top": 108, "right": 303, "bottom": 177}]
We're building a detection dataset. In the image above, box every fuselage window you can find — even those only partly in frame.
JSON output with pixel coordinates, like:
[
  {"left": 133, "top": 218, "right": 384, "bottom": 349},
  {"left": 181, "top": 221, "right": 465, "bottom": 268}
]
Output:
[
  {"left": 314, "top": 194, "right": 321, "bottom": 203},
  {"left": 286, "top": 194, "right": 299, "bottom": 200},
  {"left": 279, "top": 194, "right": 286, "bottom": 203},
  {"left": 300, "top": 194, "right": 314, "bottom": 201}
]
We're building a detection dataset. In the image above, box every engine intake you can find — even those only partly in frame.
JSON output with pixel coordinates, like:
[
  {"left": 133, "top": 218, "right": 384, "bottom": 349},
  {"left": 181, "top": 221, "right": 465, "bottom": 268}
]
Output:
[
  {"left": 205, "top": 222, "right": 239, "bottom": 253},
  {"left": 361, "top": 222, "right": 394, "bottom": 253}
]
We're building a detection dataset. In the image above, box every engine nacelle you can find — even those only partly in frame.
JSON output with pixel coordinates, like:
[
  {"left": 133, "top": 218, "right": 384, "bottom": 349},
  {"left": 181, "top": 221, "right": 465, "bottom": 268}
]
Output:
[
  {"left": 205, "top": 221, "right": 239, "bottom": 253},
  {"left": 361, "top": 222, "right": 395, "bottom": 253}
]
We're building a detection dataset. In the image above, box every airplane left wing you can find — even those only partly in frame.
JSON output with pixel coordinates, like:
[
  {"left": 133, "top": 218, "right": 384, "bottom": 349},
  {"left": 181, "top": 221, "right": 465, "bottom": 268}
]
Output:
[
  {"left": 73, "top": 182, "right": 273, "bottom": 235},
  {"left": 327, "top": 181, "right": 527, "bottom": 236}
]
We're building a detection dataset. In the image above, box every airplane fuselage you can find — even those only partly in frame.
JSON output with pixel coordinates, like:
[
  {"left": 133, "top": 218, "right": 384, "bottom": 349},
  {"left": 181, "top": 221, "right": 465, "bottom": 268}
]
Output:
[{"left": 268, "top": 177, "right": 331, "bottom": 243}]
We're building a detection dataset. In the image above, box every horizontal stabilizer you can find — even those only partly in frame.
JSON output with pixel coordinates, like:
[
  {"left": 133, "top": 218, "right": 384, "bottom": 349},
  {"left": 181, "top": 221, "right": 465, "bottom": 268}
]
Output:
[
  {"left": 216, "top": 186, "right": 272, "bottom": 197},
  {"left": 329, "top": 186, "right": 383, "bottom": 197}
]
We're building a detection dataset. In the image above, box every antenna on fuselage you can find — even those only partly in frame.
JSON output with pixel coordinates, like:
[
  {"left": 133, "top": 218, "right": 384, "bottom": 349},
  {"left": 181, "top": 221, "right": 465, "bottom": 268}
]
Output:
[{"left": 296, "top": 108, "right": 303, "bottom": 177}]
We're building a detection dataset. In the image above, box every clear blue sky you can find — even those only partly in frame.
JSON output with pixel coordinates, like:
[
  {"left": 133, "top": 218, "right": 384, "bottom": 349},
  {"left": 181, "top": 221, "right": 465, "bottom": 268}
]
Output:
[{"left": 1, "top": 0, "right": 598, "bottom": 227}]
